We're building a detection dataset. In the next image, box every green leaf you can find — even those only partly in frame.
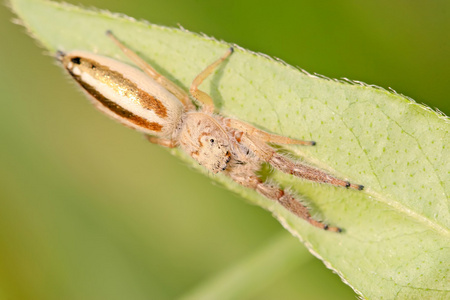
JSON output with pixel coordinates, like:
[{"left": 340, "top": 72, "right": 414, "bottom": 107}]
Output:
[{"left": 9, "top": 0, "right": 450, "bottom": 298}]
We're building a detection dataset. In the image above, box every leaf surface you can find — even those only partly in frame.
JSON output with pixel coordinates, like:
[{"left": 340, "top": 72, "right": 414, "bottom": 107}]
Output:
[{"left": 9, "top": 0, "right": 450, "bottom": 298}]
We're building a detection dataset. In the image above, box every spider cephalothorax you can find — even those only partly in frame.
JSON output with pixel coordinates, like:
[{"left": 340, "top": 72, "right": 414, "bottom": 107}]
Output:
[{"left": 178, "top": 112, "right": 232, "bottom": 173}]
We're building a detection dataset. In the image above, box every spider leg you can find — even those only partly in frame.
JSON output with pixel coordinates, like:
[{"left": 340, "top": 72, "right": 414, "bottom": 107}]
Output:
[
  {"left": 226, "top": 165, "right": 340, "bottom": 232},
  {"left": 146, "top": 136, "right": 177, "bottom": 148},
  {"left": 240, "top": 134, "right": 364, "bottom": 190},
  {"left": 189, "top": 48, "right": 233, "bottom": 113},
  {"left": 106, "top": 31, "right": 194, "bottom": 110},
  {"left": 225, "top": 118, "right": 315, "bottom": 145}
]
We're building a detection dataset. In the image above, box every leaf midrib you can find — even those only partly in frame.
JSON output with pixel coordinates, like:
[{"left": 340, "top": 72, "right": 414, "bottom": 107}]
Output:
[{"left": 308, "top": 85, "right": 450, "bottom": 237}]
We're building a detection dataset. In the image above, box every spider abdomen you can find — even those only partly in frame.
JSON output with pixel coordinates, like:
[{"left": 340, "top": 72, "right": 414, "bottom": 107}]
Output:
[{"left": 60, "top": 51, "right": 184, "bottom": 139}]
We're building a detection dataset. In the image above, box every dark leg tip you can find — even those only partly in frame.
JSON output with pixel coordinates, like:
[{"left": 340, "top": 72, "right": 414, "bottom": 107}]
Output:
[
  {"left": 229, "top": 47, "right": 234, "bottom": 53},
  {"left": 345, "top": 181, "right": 351, "bottom": 188},
  {"left": 55, "top": 50, "right": 65, "bottom": 61},
  {"left": 358, "top": 185, "right": 365, "bottom": 191},
  {"left": 105, "top": 30, "right": 112, "bottom": 36},
  {"left": 324, "top": 224, "right": 342, "bottom": 233},
  {"left": 311, "top": 141, "right": 316, "bottom": 146}
]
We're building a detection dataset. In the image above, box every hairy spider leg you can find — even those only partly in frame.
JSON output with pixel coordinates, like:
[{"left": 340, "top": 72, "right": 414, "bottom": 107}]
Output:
[
  {"left": 240, "top": 134, "right": 364, "bottom": 190},
  {"left": 146, "top": 136, "right": 177, "bottom": 148},
  {"left": 106, "top": 30, "right": 194, "bottom": 110},
  {"left": 189, "top": 48, "right": 234, "bottom": 113},
  {"left": 225, "top": 118, "right": 316, "bottom": 146},
  {"left": 226, "top": 162, "right": 341, "bottom": 232}
]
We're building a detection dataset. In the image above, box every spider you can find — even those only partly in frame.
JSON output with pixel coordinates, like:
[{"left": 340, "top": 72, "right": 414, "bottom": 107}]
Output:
[{"left": 57, "top": 30, "right": 363, "bottom": 232}]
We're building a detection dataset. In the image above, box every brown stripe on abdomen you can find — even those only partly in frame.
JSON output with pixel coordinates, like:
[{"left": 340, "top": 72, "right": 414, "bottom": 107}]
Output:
[
  {"left": 137, "top": 90, "right": 168, "bottom": 118},
  {"left": 74, "top": 77, "right": 163, "bottom": 132},
  {"left": 70, "top": 56, "right": 168, "bottom": 118}
]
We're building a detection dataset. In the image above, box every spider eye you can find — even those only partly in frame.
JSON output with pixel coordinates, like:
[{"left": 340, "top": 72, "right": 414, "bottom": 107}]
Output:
[{"left": 210, "top": 139, "right": 215, "bottom": 143}]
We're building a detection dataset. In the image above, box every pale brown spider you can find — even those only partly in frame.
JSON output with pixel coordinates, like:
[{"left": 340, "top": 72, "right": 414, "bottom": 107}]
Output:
[{"left": 58, "top": 31, "right": 363, "bottom": 233}]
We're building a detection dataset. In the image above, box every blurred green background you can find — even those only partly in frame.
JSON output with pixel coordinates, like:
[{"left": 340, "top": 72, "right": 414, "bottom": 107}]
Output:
[{"left": 1, "top": 0, "right": 449, "bottom": 299}]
